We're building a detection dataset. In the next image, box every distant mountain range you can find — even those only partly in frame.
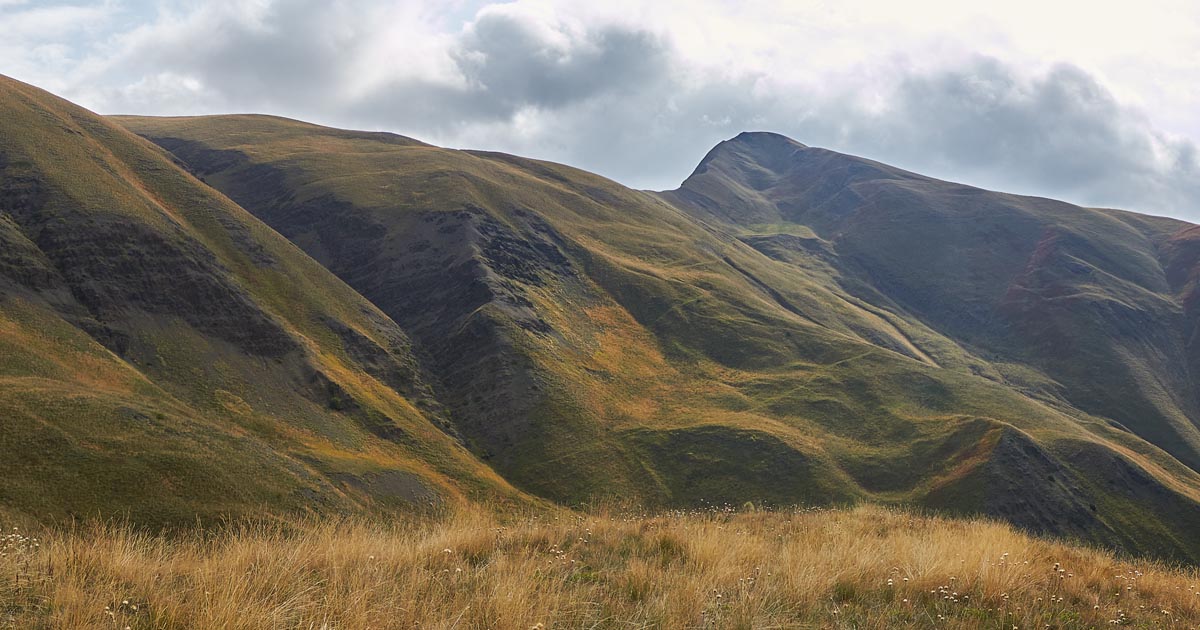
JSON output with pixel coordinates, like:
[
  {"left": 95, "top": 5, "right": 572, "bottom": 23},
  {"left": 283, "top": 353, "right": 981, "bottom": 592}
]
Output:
[{"left": 4, "top": 74, "right": 1200, "bottom": 561}]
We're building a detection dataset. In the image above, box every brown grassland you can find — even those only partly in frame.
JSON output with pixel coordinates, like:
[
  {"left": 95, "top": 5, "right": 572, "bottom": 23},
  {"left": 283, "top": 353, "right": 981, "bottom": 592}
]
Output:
[{"left": 3, "top": 505, "right": 1200, "bottom": 629}]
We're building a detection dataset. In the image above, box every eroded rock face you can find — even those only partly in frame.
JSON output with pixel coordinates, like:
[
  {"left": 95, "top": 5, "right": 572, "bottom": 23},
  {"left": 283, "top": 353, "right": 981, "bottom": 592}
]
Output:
[
  {"left": 298, "top": 204, "right": 577, "bottom": 459},
  {"left": 977, "top": 430, "right": 1100, "bottom": 539},
  {"left": 1, "top": 155, "right": 296, "bottom": 358},
  {"left": 138, "top": 138, "right": 577, "bottom": 461}
]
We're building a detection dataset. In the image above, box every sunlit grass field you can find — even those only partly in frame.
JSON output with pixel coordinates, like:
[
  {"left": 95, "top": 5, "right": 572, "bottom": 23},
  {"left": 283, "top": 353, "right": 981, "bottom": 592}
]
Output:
[{"left": 4, "top": 505, "right": 1199, "bottom": 629}]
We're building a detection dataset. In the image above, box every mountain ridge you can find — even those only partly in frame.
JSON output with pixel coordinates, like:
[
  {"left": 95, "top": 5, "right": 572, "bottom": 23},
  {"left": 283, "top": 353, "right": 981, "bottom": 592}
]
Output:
[
  {"left": 1, "top": 73, "right": 1198, "bottom": 560},
  {"left": 114, "top": 108, "right": 1200, "bottom": 561},
  {"left": 665, "top": 129, "right": 1200, "bottom": 471}
]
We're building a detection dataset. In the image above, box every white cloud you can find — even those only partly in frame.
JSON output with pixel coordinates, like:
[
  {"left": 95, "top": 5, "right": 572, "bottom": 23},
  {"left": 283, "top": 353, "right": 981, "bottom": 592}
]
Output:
[
  {"left": 0, "top": 0, "right": 117, "bottom": 92},
  {"left": 1, "top": 0, "right": 1198, "bottom": 218}
]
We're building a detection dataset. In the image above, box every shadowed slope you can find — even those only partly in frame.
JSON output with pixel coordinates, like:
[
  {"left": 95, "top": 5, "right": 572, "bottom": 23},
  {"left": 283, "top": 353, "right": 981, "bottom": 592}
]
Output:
[
  {"left": 118, "top": 115, "right": 1200, "bottom": 561},
  {"left": 0, "top": 76, "right": 525, "bottom": 526}
]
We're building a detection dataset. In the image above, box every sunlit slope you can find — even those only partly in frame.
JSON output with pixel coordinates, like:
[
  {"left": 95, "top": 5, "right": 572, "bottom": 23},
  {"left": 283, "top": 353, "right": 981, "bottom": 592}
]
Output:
[
  {"left": 120, "top": 115, "right": 1200, "bottom": 560},
  {"left": 663, "top": 131, "right": 1200, "bottom": 470},
  {"left": 0, "top": 76, "right": 525, "bottom": 526}
]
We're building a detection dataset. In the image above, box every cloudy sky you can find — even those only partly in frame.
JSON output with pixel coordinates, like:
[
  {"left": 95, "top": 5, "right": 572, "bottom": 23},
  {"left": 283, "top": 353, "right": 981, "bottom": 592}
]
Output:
[{"left": 3, "top": 0, "right": 1199, "bottom": 218}]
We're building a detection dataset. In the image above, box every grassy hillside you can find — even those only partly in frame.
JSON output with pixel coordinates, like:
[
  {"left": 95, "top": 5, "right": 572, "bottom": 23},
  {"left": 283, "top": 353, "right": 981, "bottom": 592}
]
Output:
[
  {"left": 4, "top": 505, "right": 1200, "bottom": 628},
  {"left": 0, "top": 75, "right": 527, "bottom": 526},
  {"left": 117, "top": 115, "right": 1200, "bottom": 562},
  {"left": 662, "top": 131, "right": 1200, "bottom": 471}
]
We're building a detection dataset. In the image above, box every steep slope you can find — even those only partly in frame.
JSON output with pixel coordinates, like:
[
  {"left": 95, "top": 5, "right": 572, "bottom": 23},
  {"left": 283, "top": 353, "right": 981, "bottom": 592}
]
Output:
[
  {"left": 0, "top": 76, "right": 524, "bottom": 526},
  {"left": 662, "top": 132, "right": 1200, "bottom": 471},
  {"left": 119, "top": 116, "right": 1200, "bottom": 561}
]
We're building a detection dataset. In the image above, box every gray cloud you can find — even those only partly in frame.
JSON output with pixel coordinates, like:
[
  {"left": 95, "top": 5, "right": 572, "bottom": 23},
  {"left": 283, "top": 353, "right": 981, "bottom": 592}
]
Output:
[
  {"left": 340, "top": 6, "right": 673, "bottom": 136},
  {"left": 6, "top": 0, "right": 1197, "bottom": 219},
  {"left": 822, "top": 59, "right": 1200, "bottom": 215},
  {"left": 80, "top": 1, "right": 367, "bottom": 113},
  {"left": 454, "top": 10, "right": 669, "bottom": 111}
]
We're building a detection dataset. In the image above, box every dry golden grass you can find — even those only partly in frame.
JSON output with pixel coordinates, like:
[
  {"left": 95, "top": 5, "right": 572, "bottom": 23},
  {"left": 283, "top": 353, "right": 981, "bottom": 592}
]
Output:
[{"left": 3, "top": 505, "right": 1199, "bottom": 629}]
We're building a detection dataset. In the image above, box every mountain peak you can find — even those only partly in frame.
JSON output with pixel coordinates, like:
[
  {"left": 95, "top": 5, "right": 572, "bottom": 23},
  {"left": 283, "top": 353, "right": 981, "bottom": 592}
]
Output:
[
  {"left": 666, "top": 129, "right": 936, "bottom": 228},
  {"left": 684, "top": 131, "right": 809, "bottom": 186},
  {"left": 729, "top": 130, "right": 807, "bottom": 148},
  {"left": 660, "top": 130, "right": 816, "bottom": 224},
  {"left": 696, "top": 131, "right": 808, "bottom": 175}
]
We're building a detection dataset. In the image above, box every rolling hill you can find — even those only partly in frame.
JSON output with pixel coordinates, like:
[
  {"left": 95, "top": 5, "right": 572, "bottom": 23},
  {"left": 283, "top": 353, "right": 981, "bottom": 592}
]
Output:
[
  {"left": 0, "top": 75, "right": 526, "bottom": 527},
  {"left": 112, "top": 112, "right": 1200, "bottom": 561}
]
